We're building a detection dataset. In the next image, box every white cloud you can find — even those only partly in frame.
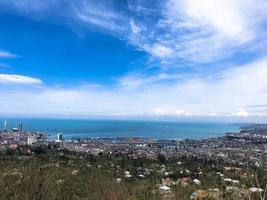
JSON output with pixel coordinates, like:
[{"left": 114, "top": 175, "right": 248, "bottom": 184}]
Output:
[
  {"left": 144, "top": 44, "right": 173, "bottom": 58},
  {"left": 208, "top": 113, "right": 218, "bottom": 117},
  {"left": 119, "top": 0, "right": 267, "bottom": 63},
  {"left": 0, "top": 74, "right": 42, "bottom": 85},
  {"left": 70, "top": 0, "right": 130, "bottom": 35},
  {"left": 1, "top": 0, "right": 267, "bottom": 64},
  {"left": 118, "top": 72, "right": 184, "bottom": 89},
  {"left": 0, "top": 57, "right": 267, "bottom": 118},
  {"left": 126, "top": 0, "right": 267, "bottom": 65},
  {"left": 177, "top": 0, "right": 252, "bottom": 39},
  {"left": 153, "top": 108, "right": 191, "bottom": 116},
  {"left": 230, "top": 108, "right": 249, "bottom": 117},
  {"left": 157, "top": 0, "right": 267, "bottom": 63},
  {"left": 130, "top": 19, "right": 141, "bottom": 34},
  {"left": 0, "top": 50, "right": 18, "bottom": 58},
  {"left": 0, "top": 0, "right": 66, "bottom": 17}
]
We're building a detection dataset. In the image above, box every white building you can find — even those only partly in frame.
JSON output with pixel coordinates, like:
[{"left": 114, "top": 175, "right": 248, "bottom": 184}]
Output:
[
  {"left": 27, "top": 137, "right": 37, "bottom": 145},
  {"left": 3, "top": 120, "right": 7, "bottom": 131},
  {"left": 159, "top": 185, "right": 170, "bottom": 190},
  {"left": 57, "top": 133, "right": 63, "bottom": 142}
]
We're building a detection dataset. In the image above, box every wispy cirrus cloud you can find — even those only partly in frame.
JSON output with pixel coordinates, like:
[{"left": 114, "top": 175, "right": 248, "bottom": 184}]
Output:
[
  {"left": 0, "top": 50, "right": 18, "bottom": 70},
  {"left": 73, "top": 0, "right": 127, "bottom": 34},
  {"left": 0, "top": 0, "right": 67, "bottom": 18},
  {"left": 80, "top": 0, "right": 267, "bottom": 66},
  {"left": 1, "top": 0, "right": 267, "bottom": 65},
  {"left": 0, "top": 63, "right": 11, "bottom": 68},
  {"left": 0, "top": 50, "right": 18, "bottom": 58},
  {"left": 127, "top": 0, "right": 267, "bottom": 64},
  {"left": 0, "top": 74, "right": 42, "bottom": 85}
]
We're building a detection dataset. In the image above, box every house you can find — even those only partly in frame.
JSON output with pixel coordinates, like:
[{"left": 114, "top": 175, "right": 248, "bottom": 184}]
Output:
[
  {"left": 193, "top": 179, "right": 201, "bottom": 185},
  {"left": 9, "top": 143, "right": 18, "bottom": 149},
  {"left": 159, "top": 185, "right": 171, "bottom": 195}
]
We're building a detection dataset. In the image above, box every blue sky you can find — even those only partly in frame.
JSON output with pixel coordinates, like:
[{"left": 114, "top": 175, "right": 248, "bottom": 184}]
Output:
[{"left": 0, "top": 0, "right": 267, "bottom": 121}]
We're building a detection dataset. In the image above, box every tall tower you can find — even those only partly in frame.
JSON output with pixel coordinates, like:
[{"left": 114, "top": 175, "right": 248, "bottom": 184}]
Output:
[
  {"left": 3, "top": 120, "right": 7, "bottom": 131},
  {"left": 57, "top": 133, "right": 63, "bottom": 141},
  {"left": 19, "top": 122, "right": 23, "bottom": 133}
]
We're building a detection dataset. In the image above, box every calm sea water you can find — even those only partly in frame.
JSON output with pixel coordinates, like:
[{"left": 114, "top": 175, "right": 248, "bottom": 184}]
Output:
[{"left": 1, "top": 119, "right": 240, "bottom": 140}]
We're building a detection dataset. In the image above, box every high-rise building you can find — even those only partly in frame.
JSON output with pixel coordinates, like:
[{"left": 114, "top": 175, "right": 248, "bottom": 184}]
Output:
[
  {"left": 19, "top": 122, "right": 23, "bottom": 133},
  {"left": 57, "top": 133, "right": 63, "bottom": 141},
  {"left": 3, "top": 120, "right": 7, "bottom": 131}
]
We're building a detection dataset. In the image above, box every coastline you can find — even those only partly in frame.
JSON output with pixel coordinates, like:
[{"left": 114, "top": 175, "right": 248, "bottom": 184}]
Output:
[{"left": 2, "top": 118, "right": 240, "bottom": 140}]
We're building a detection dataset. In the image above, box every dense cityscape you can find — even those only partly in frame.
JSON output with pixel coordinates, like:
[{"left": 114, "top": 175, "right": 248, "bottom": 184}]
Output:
[{"left": 0, "top": 120, "right": 266, "bottom": 199}]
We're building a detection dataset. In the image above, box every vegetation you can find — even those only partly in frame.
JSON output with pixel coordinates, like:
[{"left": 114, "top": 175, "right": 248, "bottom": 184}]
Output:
[{"left": 0, "top": 146, "right": 266, "bottom": 200}]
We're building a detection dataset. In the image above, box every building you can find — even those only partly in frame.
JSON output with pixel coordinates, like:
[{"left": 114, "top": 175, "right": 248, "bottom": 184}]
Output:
[
  {"left": 57, "top": 133, "right": 63, "bottom": 141},
  {"left": 19, "top": 122, "right": 23, "bottom": 133},
  {"left": 3, "top": 120, "right": 7, "bottom": 131},
  {"left": 12, "top": 128, "right": 19, "bottom": 132},
  {"left": 27, "top": 137, "right": 37, "bottom": 145},
  {"left": 9, "top": 143, "right": 18, "bottom": 149}
]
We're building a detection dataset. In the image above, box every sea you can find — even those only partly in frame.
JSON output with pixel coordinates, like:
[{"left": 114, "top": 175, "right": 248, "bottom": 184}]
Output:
[{"left": 1, "top": 118, "right": 240, "bottom": 140}]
